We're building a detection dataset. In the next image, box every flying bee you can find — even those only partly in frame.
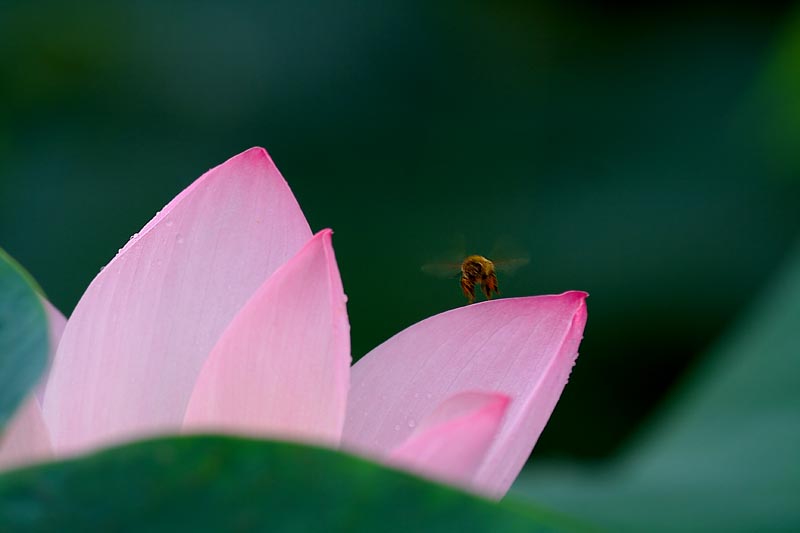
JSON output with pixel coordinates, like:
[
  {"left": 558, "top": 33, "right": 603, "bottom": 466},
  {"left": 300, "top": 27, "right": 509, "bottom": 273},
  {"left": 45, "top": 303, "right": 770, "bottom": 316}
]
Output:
[
  {"left": 422, "top": 252, "right": 529, "bottom": 304},
  {"left": 460, "top": 255, "right": 499, "bottom": 304}
]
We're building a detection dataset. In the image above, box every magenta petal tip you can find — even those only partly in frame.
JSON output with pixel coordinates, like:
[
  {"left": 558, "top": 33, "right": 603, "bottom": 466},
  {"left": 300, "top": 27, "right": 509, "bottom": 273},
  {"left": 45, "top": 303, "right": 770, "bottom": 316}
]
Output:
[{"left": 387, "top": 391, "right": 511, "bottom": 490}]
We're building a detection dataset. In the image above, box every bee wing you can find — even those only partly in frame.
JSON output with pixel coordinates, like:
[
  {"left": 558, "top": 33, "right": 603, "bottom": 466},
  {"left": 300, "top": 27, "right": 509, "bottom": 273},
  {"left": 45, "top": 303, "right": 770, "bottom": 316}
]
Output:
[
  {"left": 421, "top": 233, "right": 467, "bottom": 278},
  {"left": 493, "top": 256, "right": 530, "bottom": 275},
  {"left": 421, "top": 261, "right": 462, "bottom": 279},
  {"left": 489, "top": 235, "right": 530, "bottom": 276}
]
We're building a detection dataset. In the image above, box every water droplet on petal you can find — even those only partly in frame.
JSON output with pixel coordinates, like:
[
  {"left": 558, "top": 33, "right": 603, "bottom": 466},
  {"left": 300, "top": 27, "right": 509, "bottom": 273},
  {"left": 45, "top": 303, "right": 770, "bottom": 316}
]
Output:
[
  {"left": 408, "top": 419, "right": 416, "bottom": 428},
  {"left": 394, "top": 425, "right": 400, "bottom": 431},
  {"left": 165, "top": 220, "right": 174, "bottom": 227},
  {"left": 176, "top": 234, "right": 184, "bottom": 244}
]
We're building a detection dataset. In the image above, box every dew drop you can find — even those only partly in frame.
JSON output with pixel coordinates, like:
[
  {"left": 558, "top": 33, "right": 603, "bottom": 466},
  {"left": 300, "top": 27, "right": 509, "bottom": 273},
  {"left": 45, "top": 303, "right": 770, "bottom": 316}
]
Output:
[
  {"left": 165, "top": 220, "right": 174, "bottom": 227},
  {"left": 394, "top": 425, "right": 400, "bottom": 431},
  {"left": 408, "top": 419, "right": 416, "bottom": 428},
  {"left": 176, "top": 235, "right": 184, "bottom": 244},
  {"left": 425, "top": 393, "right": 432, "bottom": 399}
]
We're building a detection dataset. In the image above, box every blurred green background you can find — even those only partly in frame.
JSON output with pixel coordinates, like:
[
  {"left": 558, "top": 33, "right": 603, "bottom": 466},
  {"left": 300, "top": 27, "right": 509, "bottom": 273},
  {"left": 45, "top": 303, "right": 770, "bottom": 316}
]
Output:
[{"left": 1, "top": 0, "right": 798, "bottom": 469}]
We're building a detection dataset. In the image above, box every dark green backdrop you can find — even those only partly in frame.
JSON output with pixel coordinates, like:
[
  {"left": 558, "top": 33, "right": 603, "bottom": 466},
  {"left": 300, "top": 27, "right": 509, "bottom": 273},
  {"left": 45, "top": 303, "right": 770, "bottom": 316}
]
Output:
[{"left": 1, "top": 1, "right": 799, "bottom": 461}]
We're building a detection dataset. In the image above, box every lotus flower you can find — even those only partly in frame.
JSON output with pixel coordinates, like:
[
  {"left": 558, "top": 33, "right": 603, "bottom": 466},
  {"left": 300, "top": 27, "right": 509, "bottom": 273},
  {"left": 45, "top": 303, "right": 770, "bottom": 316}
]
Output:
[{"left": 0, "top": 148, "right": 587, "bottom": 498}]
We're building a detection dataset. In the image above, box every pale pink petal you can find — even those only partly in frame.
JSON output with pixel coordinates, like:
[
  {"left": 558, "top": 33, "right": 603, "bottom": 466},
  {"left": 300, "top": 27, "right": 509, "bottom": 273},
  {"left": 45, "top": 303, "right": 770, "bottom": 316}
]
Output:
[
  {"left": 183, "top": 230, "right": 350, "bottom": 444},
  {"left": 0, "top": 398, "right": 52, "bottom": 470},
  {"left": 34, "top": 298, "right": 67, "bottom": 403},
  {"left": 343, "top": 291, "right": 587, "bottom": 498},
  {"left": 42, "top": 148, "right": 313, "bottom": 454},
  {"left": 388, "top": 392, "right": 509, "bottom": 490}
]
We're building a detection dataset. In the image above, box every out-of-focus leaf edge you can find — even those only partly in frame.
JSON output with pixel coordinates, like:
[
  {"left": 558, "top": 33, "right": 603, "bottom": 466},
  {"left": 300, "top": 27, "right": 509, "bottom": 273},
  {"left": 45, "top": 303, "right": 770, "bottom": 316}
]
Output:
[
  {"left": 0, "top": 247, "right": 49, "bottom": 428},
  {"left": 0, "top": 248, "right": 45, "bottom": 298},
  {"left": 0, "top": 435, "right": 602, "bottom": 533}
]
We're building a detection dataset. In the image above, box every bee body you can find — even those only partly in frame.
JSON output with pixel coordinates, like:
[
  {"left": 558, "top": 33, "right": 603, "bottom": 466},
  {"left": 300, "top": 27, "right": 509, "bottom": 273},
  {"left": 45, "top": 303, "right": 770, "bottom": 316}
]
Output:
[{"left": 460, "top": 255, "right": 499, "bottom": 304}]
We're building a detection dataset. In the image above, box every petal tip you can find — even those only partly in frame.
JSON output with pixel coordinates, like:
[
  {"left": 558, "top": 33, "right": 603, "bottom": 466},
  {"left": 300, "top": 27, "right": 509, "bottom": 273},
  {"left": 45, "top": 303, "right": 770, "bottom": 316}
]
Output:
[
  {"left": 471, "top": 391, "right": 511, "bottom": 420},
  {"left": 224, "top": 146, "right": 278, "bottom": 171},
  {"left": 459, "top": 391, "right": 511, "bottom": 423},
  {"left": 304, "top": 230, "right": 335, "bottom": 258},
  {"left": 490, "top": 392, "right": 511, "bottom": 411},
  {"left": 314, "top": 230, "right": 340, "bottom": 284},
  {"left": 559, "top": 290, "right": 589, "bottom": 301}
]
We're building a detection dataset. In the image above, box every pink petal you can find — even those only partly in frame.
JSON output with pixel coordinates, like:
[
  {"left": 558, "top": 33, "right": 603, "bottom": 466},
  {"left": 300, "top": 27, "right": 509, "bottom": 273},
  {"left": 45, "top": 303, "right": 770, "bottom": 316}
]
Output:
[
  {"left": 0, "top": 398, "right": 51, "bottom": 470},
  {"left": 388, "top": 392, "right": 510, "bottom": 490},
  {"left": 42, "top": 148, "right": 313, "bottom": 454},
  {"left": 183, "top": 230, "right": 350, "bottom": 444},
  {"left": 342, "top": 291, "right": 587, "bottom": 497}
]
